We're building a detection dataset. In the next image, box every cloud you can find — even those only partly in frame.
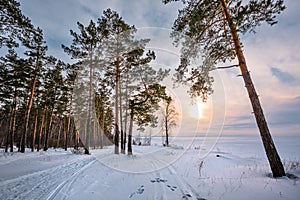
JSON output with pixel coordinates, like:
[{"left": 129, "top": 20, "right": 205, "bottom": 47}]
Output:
[
  {"left": 268, "top": 96, "right": 300, "bottom": 125},
  {"left": 270, "top": 67, "right": 295, "bottom": 84}
]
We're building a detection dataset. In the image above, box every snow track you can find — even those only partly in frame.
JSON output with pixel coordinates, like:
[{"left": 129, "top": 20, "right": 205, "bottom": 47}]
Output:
[{"left": 0, "top": 154, "right": 95, "bottom": 200}]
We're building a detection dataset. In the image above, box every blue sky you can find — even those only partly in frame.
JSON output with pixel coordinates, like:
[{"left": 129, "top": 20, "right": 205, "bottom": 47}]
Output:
[{"left": 19, "top": 0, "right": 300, "bottom": 136}]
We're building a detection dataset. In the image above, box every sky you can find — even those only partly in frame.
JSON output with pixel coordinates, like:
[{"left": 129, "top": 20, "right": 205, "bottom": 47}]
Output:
[{"left": 19, "top": 0, "right": 300, "bottom": 136}]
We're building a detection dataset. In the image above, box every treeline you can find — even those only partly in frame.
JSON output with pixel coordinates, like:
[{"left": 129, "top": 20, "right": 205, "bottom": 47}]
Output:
[{"left": 0, "top": 0, "right": 174, "bottom": 154}]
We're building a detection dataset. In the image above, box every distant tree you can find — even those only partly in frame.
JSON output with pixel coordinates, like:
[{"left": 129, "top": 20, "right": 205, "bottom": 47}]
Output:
[
  {"left": 161, "top": 97, "right": 178, "bottom": 146},
  {"left": 128, "top": 83, "right": 169, "bottom": 155},
  {"left": 127, "top": 64, "right": 170, "bottom": 155},
  {"left": 163, "top": 0, "right": 286, "bottom": 177}
]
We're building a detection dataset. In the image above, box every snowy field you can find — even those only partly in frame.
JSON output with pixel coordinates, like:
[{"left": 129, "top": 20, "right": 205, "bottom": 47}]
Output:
[{"left": 0, "top": 134, "right": 299, "bottom": 200}]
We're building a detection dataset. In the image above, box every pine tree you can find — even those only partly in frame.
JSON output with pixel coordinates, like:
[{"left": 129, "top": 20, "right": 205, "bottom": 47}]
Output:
[
  {"left": 0, "top": 0, "right": 34, "bottom": 48},
  {"left": 62, "top": 19, "right": 106, "bottom": 154},
  {"left": 95, "top": 81, "right": 113, "bottom": 148},
  {"left": 42, "top": 59, "right": 65, "bottom": 151},
  {"left": 128, "top": 83, "right": 169, "bottom": 155},
  {"left": 127, "top": 64, "right": 170, "bottom": 155},
  {"left": 0, "top": 49, "right": 29, "bottom": 152},
  {"left": 19, "top": 27, "right": 48, "bottom": 153},
  {"left": 98, "top": 9, "right": 158, "bottom": 154},
  {"left": 163, "top": 0, "right": 286, "bottom": 177},
  {"left": 64, "top": 64, "right": 78, "bottom": 151},
  {"left": 161, "top": 97, "right": 178, "bottom": 146}
]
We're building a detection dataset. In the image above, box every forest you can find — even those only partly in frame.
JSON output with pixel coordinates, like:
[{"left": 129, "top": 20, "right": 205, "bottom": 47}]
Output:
[
  {"left": 0, "top": 0, "right": 289, "bottom": 179},
  {"left": 0, "top": 1, "right": 180, "bottom": 156}
]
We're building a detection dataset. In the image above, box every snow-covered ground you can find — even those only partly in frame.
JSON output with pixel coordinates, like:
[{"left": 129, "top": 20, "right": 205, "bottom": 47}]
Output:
[{"left": 0, "top": 134, "right": 299, "bottom": 200}]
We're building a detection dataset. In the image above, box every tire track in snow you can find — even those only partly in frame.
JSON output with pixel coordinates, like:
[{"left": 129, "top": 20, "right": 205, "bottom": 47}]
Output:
[
  {"left": 0, "top": 155, "right": 95, "bottom": 200},
  {"left": 46, "top": 158, "right": 96, "bottom": 200}
]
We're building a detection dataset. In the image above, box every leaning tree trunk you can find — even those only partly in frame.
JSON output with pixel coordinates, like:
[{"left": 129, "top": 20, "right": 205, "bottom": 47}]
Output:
[{"left": 220, "top": 0, "right": 285, "bottom": 177}]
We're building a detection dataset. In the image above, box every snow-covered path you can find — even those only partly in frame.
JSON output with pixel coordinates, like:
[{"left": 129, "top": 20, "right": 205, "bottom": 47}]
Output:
[
  {"left": 0, "top": 150, "right": 95, "bottom": 200},
  {"left": 0, "top": 135, "right": 299, "bottom": 200},
  {"left": 52, "top": 155, "right": 205, "bottom": 200}
]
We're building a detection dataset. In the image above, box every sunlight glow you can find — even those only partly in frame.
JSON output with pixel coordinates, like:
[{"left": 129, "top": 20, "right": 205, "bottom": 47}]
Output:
[{"left": 188, "top": 99, "right": 204, "bottom": 119}]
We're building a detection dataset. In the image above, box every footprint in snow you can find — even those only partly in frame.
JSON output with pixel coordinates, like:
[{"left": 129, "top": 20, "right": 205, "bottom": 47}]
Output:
[
  {"left": 182, "top": 194, "right": 192, "bottom": 199},
  {"left": 167, "top": 185, "right": 177, "bottom": 191},
  {"left": 150, "top": 178, "right": 167, "bottom": 183},
  {"left": 182, "top": 193, "right": 207, "bottom": 200},
  {"left": 129, "top": 185, "right": 144, "bottom": 198}
]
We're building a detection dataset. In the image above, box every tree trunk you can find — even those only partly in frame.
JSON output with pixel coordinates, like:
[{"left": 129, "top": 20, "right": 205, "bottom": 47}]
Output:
[
  {"left": 100, "top": 111, "right": 105, "bottom": 149},
  {"left": 44, "top": 108, "right": 54, "bottom": 151},
  {"left": 20, "top": 54, "right": 40, "bottom": 153},
  {"left": 165, "top": 107, "right": 169, "bottom": 147},
  {"left": 64, "top": 116, "right": 68, "bottom": 151},
  {"left": 114, "top": 56, "right": 120, "bottom": 154},
  {"left": 31, "top": 107, "right": 38, "bottom": 152},
  {"left": 220, "top": 0, "right": 286, "bottom": 178},
  {"left": 10, "top": 104, "right": 17, "bottom": 152},
  {"left": 66, "top": 95, "right": 72, "bottom": 150},
  {"left": 127, "top": 109, "right": 133, "bottom": 155},
  {"left": 119, "top": 79, "right": 125, "bottom": 154},
  {"left": 75, "top": 129, "right": 79, "bottom": 150},
  {"left": 37, "top": 104, "right": 46, "bottom": 151},
  {"left": 56, "top": 116, "right": 63, "bottom": 148},
  {"left": 5, "top": 109, "right": 12, "bottom": 153}
]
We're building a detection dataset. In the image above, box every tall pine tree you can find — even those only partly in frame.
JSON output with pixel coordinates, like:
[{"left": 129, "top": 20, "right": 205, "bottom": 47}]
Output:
[{"left": 163, "top": 0, "right": 286, "bottom": 177}]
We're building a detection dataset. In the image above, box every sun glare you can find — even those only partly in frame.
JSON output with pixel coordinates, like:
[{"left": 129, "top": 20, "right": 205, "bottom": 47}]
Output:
[{"left": 188, "top": 99, "right": 204, "bottom": 119}]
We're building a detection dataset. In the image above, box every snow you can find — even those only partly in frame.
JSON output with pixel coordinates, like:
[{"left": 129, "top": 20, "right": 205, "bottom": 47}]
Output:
[{"left": 0, "top": 135, "right": 299, "bottom": 200}]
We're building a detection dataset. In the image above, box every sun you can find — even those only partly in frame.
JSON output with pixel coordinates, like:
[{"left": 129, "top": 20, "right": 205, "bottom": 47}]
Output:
[{"left": 188, "top": 99, "right": 204, "bottom": 119}]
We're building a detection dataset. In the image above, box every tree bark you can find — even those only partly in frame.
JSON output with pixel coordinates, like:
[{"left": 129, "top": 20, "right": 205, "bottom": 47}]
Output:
[
  {"left": 5, "top": 109, "right": 12, "bottom": 153},
  {"left": 220, "top": 0, "right": 286, "bottom": 177},
  {"left": 84, "top": 50, "right": 93, "bottom": 155},
  {"left": 119, "top": 79, "right": 125, "bottom": 154},
  {"left": 9, "top": 90, "right": 17, "bottom": 152},
  {"left": 63, "top": 116, "right": 68, "bottom": 151},
  {"left": 127, "top": 109, "right": 133, "bottom": 155},
  {"left": 20, "top": 52, "right": 40, "bottom": 153},
  {"left": 100, "top": 110, "right": 105, "bottom": 149},
  {"left": 37, "top": 104, "right": 46, "bottom": 151},
  {"left": 31, "top": 107, "right": 38, "bottom": 152},
  {"left": 56, "top": 116, "right": 62, "bottom": 148},
  {"left": 66, "top": 95, "right": 72, "bottom": 151},
  {"left": 44, "top": 108, "right": 54, "bottom": 151},
  {"left": 165, "top": 105, "right": 169, "bottom": 146},
  {"left": 114, "top": 56, "right": 120, "bottom": 154}
]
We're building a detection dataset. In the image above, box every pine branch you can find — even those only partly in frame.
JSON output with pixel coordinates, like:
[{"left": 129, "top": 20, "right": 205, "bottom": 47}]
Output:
[{"left": 211, "top": 64, "right": 239, "bottom": 71}]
